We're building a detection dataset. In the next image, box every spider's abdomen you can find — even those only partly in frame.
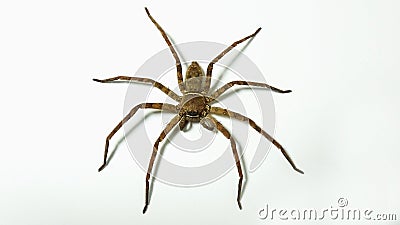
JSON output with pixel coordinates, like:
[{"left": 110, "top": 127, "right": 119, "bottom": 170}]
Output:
[
  {"left": 178, "top": 93, "right": 210, "bottom": 122},
  {"left": 184, "top": 61, "right": 206, "bottom": 93}
]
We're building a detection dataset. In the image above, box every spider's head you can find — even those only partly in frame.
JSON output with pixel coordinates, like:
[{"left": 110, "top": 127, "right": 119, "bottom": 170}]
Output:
[{"left": 178, "top": 93, "right": 210, "bottom": 122}]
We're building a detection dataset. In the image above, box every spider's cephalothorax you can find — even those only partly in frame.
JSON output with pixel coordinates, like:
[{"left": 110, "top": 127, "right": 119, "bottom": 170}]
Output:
[
  {"left": 94, "top": 7, "right": 304, "bottom": 214},
  {"left": 177, "top": 92, "right": 210, "bottom": 122}
]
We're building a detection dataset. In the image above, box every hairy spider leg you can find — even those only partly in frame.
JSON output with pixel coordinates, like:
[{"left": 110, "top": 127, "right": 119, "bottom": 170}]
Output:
[
  {"left": 143, "top": 115, "right": 182, "bottom": 214},
  {"left": 145, "top": 7, "right": 184, "bottom": 93},
  {"left": 93, "top": 76, "right": 181, "bottom": 102},
  {"left": 209, "top": 80, "right": 291, "bottom": 102},
  {"left": 97, "top": 103, "right": 177, "bottom": 172},
  {"left": 207, "top": 115, "right": 243, "bottom": 209},
  {"left": 204, "top": 27, "right": 262, "bottom": 93},
  {"left": 210, "top": 107, "right": 304, "bottom": 174}
]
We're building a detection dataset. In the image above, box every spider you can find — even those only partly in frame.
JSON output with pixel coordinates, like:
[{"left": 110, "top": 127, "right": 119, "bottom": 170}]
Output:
[{"left": 94, "top": 7, "right": 304, "bottom": 214}]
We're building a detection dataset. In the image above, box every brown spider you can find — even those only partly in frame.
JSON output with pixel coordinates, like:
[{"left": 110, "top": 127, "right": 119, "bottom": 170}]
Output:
[{"left": 94, "top": 7, "right": 304, "bottom": 214}]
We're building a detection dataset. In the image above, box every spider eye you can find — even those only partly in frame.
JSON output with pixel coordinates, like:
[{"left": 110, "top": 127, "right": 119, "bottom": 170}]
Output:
[{"left": 187, "top": 111, "right": 198, "bottom": 117}]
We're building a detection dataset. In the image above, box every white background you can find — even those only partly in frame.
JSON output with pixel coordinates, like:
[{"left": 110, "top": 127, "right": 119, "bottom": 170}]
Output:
[{"left": 1, "top": 0, "right": 399, "bottom": 224}]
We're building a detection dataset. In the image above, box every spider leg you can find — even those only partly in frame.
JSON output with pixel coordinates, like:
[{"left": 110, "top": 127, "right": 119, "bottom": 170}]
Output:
[
  {"left": 179, "top": 118, "right": 188, "bottom": 131},
  {"left": 209, "top": 80, "right": 291, "bottom": 102},
  {"left": 93, "top": 76, "right": 181, "bottom": 102},
  {"left": 206, "top": 115, "right": 243, "bottom": 210},
  {"left": 143, "top": 115, "right": 181, "bottom": 214},
  {"left": 145, "top": 8, "right": 184, "bottom": 93},
  {"left": 204, "top": 28, "right": 262, "bottom": 93},
  {"left": 210, "top": 107, "right": 304, "bottom": 174},
  {"left": 97, "top": 103, "right": 177, "bottom": 172}
]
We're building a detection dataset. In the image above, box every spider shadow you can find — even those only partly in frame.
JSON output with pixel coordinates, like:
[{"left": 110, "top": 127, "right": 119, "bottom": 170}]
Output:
[
  {"left": 99, "top": 81, "right": 133, "bottom": 84},
  {"left": 145, "top": 119, "right": 251, "bottom": 202},
  {"left": 147, "top": 124, "right": 250, "bottom": 207},
  {"left": 168, "top": 35, "right": 189, "bottom": 72},
  {"left": 102, "top": 109, "right": 251, "bottom": 207},
  {"left": 211, "top": 87, "right": 268, "bottom": 104},
  {"left": 221, "top": 132, "right": 251, "bottom": 204},
  {"left": 229, "top": 132, "right": 250, "bottom": 202},
  {"left": 209, "top": 35, "right": 257, "bottom": 92},
  {"left": 101, "top": 108, "right": 179, "bottom": 210},
  {"left": 147, "top": 123, "right": 180, "bottom": 205},
  {"left": 101, "top": 110, "right": 170, "bottom": 170}
]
